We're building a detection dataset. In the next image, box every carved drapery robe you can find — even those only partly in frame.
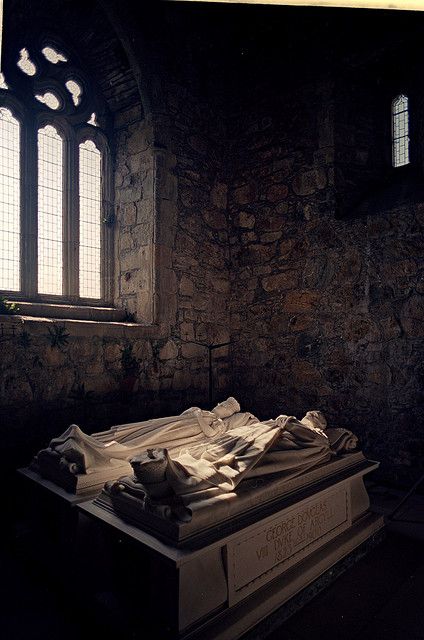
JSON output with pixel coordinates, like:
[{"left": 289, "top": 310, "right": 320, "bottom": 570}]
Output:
[{"left": 34, "top": 397, "right": 358, "bottom": 518}]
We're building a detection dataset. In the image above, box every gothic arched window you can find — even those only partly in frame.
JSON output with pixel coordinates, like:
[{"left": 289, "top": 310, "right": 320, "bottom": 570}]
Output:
[
  {"left": 0, "top": 43, "right": 112, "bottom": 304},
  {"left": 392, "top": 94, "right": 410, "bottom": 168}
]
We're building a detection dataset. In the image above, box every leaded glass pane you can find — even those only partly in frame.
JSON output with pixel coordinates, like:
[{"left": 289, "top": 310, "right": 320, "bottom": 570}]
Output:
[
  {"left": 0, "top": 108, "right": 20, "bottom": 291},
  {"left": 37, "top": 125, "right": 63, "bottom": 295},
  {"left": 79, "top": 139, "right": 102, "bottom": 299},
  {"left": 392, "top": 94, "right": 410, "bottom": 168}
]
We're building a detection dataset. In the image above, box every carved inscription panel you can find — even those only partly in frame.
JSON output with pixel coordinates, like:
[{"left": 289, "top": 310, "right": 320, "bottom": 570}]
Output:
[{"left": 227, "top": 485, "right": 350, "bottom": 605}]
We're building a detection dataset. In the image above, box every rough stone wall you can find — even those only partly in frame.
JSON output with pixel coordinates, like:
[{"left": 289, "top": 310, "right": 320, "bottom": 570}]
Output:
[
  {"left": 168, "top": 92, "right": 231, "bottom": 404},
  {"left": 114, "top": 105, "right": 155, "bottom": 323},
  {"left": 228, "top": 77, "right": 336, "bottom": 415},
  {"left": 0, "top": 317, "right": 153, "bottom": 466},
  {"left": 334, "top": 68, "right": 388, "bottom": 218},
  {"left": 227, "top": 63, "right": 424, "bottom": 485},
  {"left": 113, "top": 3, "right": 232, "bottom": 409}
]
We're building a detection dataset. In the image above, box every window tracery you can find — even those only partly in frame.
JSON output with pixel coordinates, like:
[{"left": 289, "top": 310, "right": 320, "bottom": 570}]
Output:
[
  {"left": 42, "top": 46, "right": 67, "bottom": 65},
  {"left": 65, "top": 79, "right": 82, "bottom": 106},
  {"left": 0, "top": 73, "right": 9, "bottom": 89},
  {"left": 35, "top": 91, "right": 61, "bottom": 110},
  {"left": 17, "top": 47, "right": 36, "bottom": 76},
  {"left": 0, "top": 38, "right": 111, "bottom": 304}
]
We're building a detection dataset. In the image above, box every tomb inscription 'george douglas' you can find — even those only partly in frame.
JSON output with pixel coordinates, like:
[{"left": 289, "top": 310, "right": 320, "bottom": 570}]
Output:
[{"left": 228, "top": 487, "right": 350, "bottom": 604}]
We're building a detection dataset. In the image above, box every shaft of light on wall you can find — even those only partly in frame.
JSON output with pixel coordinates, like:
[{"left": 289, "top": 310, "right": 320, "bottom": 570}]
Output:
[{"left": 167, "top": 0, "right": 424, "bottom": 10}]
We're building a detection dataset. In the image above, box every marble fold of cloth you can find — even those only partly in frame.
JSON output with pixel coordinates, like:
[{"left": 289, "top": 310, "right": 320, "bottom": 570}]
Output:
[
  {"left": 121, "top": 414, "right": 337, "bottom": 499},
  {"left": 35, "top": 397, "right": 259, "bottom": 475},
  {"left": 34, "top": 397, "right": 358, "bottom": 505},
  {"left": 104, "top": 408, "right": 360, "bottom": 522}
]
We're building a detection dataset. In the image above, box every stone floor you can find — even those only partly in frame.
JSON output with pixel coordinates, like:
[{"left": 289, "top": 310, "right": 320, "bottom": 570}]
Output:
[
  {"left": 261, "top": 482, "right": 424, "bottom": 640},
  {"left": 1, "top": 483, "right": 424, "bottom": 640}
]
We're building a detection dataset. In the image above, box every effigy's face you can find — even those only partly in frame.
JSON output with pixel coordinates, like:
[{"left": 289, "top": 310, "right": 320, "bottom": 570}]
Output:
[{"left": 303, "top": 410, "right": 328, "bottom": 430}]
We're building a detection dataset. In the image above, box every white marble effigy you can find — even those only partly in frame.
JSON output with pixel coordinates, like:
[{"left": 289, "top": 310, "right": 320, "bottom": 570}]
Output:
[
  {"left": 30, "top": 398, "right": 359, "bottom": 498},
  {"left": 25, "top": 397, "right": 383, "bottom": 638}
]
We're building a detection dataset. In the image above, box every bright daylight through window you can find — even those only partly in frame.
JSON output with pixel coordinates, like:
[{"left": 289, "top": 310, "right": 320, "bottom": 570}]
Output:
[
  {"left": 0, "top": 40, "right": 108, "bottom": 304},
  {"left": 392, "top": 94, "right": 410, "bottom": 168}
]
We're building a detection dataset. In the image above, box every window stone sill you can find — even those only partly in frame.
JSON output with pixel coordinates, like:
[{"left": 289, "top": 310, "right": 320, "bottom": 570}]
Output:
[
  {"left": 0, "top": 305, "right": 161, "bottom": 339},
  {"left": 7, "top": 301, "right": 127, "bottom": 322}
]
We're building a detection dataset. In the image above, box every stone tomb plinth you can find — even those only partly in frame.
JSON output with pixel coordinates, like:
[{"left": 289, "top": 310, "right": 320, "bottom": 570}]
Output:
[
  {"left": 17, "top": 467, "right": 95, "bottom": 536},
  {"left": 16, "top": 468, "right": 97, "bottom": 582},
  {"left": 78, "top": 456, "right": 384, "bottom": 639},
  {"left": 97, "top": 451, "right": 371, "bottom": 547},
  {"left": 17, "top": 467, "right": 101, "bottom": 542}
]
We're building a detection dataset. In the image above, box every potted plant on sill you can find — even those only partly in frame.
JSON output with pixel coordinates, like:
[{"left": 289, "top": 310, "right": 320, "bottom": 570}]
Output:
[{"left": 120, "top": 343, "right": 141, "bottom": 395}]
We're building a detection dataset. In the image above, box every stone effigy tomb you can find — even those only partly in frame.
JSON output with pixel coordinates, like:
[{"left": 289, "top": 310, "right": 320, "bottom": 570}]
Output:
[
  {"left": 81, "top": 451, "right": 383, "bottom": 639},
  {"left": 26, "top": 398, "right": 384, "bottom": 637}
]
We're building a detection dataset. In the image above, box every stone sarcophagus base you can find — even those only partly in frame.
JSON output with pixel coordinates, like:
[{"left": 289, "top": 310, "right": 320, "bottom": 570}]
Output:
[
  {"left": 30, "top": 456, "right": 132, "bottom": 496},
  {"left": 79, "top": 455, "right": 384, "bottom": 639},
  {"left": 96, "top": 451, "right": 371, "bottom": 547}
]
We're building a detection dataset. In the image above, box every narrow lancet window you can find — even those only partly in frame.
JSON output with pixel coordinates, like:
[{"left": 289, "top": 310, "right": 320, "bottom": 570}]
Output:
[
  {"left": 79, "top": 139, "right": 102, "bottom": 299},
  {"left": 392, "top": 94, "right": 410, "bottom": 167},
  {"left": 0, "top": 108, "right": 20, "bottom": 291},
  {"left": 37, "top": 125, "right": 64, "bottom": 295}
]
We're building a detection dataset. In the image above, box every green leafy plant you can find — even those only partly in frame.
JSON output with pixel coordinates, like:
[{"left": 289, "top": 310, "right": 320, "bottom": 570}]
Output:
[
  {"left": 47, "top": 324, "right": 70, "bottom": 349},
  {"left": 0, "top": 297, "right": 19, "bottom": 315},
  {"left": 120, "top": 343, "right": 141, "bottom": 377}
]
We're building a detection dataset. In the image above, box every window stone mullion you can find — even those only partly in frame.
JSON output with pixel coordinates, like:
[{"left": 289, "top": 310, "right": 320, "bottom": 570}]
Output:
[
  {"left": 21, "top": 114, "right": 38, "bottom": 298},
  {"left": 65, "top": 133, "right": 79, "bottom": 300}
]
